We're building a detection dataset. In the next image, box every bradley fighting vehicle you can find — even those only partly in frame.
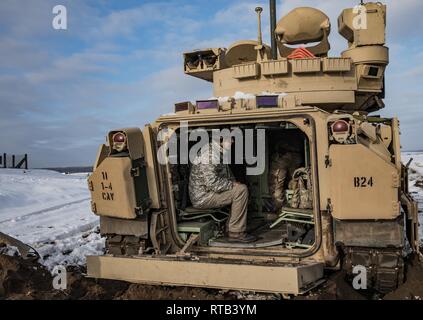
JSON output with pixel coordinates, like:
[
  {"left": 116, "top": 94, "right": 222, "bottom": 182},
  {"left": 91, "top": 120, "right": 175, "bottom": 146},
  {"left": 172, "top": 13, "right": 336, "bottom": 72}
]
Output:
[{"left": 86, "top": 1, "right": 420, "bottom": 294}]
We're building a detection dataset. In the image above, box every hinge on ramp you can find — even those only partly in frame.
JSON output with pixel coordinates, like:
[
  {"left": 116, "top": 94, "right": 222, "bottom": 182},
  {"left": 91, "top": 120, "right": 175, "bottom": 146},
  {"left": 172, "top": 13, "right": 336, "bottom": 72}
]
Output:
[
  {"left": 392, "top": 172, "right": 400, "bottom": 188},
  {"left": 325, "top": 155, "right": 332, "bottom": 168},
  {"left": 392, "top": 201, "right": 400, "bottom": 215}
]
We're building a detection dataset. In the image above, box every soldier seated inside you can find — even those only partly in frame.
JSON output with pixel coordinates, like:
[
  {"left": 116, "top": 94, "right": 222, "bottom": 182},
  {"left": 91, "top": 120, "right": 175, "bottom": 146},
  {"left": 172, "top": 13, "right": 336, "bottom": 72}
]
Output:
[
  {"left": 269, "top": 140, "right": 303, "bottom": 211},
  {"left": 188, "top": 137, "right": 257, "bottom": 243}
]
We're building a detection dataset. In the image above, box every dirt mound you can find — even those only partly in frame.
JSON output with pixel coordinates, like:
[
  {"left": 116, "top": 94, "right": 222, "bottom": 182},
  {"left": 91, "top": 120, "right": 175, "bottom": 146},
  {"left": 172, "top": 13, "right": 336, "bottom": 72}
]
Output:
[
  {"left": 1, "top": 252, "right": 423, "bottom": 300},
  {"left": 0, "top": 254, "right": 57, "bottom": 299},
  {"left": 118, "top": 284, "right": 229, "bottom": 300},
  {"left": 0, "top": 253, "right": 129, "bottom": 300},
  {"left": 384, "top": 254, "right": 423, "bottom": 300},
  {"left": 0, "top": 253, "right": 237, "bottom": 300},
  {"left": 299, "top": 254, "right": 423, "bottom": 300},
  {"left": 293, "top": 270, "right": 367, "bottom": 300}
]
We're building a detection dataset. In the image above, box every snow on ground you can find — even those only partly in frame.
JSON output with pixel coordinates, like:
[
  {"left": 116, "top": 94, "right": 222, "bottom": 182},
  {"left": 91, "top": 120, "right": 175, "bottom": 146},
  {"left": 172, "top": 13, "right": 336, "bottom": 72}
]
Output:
[
  {"left": 0, "top": 169, "right": 103, "bottom": 270},
  {"left": 0, "top": 153, "right": 422, "bottom": 270},
  {"left": 0, "top": 244, "right": 20, "bottom": 257},
  {"left": 401, "top": 152, "right": 423, "bottom": 241}
]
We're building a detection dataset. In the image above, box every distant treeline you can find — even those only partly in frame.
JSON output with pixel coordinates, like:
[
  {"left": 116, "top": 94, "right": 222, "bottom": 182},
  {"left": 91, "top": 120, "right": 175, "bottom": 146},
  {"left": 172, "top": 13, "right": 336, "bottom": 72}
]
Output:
[{"left": 44, "top": 166, "right": 93, "bottom": 174}]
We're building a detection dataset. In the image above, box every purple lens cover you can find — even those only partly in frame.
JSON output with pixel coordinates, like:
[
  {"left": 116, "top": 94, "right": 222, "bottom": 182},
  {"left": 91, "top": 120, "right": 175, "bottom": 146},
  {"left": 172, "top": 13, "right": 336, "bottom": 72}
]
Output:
[
  {"left": 175, "top": 102, "right": 190, "bottom": 112},
  {"left": 256, "top": 95, "right": 278, "bottom": 108},
  {"left": 196, "top": 100, "right": 219, "bottom": 110}
]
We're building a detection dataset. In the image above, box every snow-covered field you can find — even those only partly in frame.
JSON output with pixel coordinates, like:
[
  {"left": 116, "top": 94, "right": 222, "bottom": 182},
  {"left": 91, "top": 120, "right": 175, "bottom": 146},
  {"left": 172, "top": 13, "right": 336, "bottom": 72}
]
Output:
[
  {"left": 401, "top": 152, "right": 423, "bottom": 239},
  {"left": 0, "top": 169, "right": 104, "bottom": 269},
  {"left": 0, "top": 153, "right": 422, "bottom": 270}
]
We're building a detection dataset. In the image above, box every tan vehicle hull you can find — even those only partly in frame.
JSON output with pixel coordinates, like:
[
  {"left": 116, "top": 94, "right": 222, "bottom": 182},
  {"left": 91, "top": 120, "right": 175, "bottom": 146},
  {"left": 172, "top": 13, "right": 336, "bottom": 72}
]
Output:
[{"left": 86, "top": 2, "right": 419, "bottom": 294}]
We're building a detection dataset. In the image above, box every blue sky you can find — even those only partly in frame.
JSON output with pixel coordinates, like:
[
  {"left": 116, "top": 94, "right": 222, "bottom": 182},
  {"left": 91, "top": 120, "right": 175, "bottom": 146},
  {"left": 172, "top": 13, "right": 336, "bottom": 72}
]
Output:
[{"left": 1, "top": 0, "right": 422, "bottom": 167}]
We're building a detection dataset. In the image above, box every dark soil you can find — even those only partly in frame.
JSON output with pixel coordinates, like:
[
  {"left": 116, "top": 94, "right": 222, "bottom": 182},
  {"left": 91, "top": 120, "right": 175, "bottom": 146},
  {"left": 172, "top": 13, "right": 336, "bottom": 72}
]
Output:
[
  {"left": 384, "top": 254, "right": 423, "bottom": 300},
  {"left": 0, "top": 254, "right": 239, "bottom": 300},
  {"left": 1, "top": 253, "right": 423, "bottom": 300}
]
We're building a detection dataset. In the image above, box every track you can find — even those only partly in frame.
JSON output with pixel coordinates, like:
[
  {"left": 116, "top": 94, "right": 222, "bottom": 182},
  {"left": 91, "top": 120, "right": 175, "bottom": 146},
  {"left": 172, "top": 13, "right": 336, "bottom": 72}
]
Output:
[
  {"left": 0, "top": 198, "right": 97, "bottom": 243},
  {"left": 343, "top": 246, "right": 404, "bottom": 293},
  {"left": 0, "top": 199, "right": 102, "bottom": 269},
  {"left": 0, "top": 198, "right": 90, "bottom": 224}
]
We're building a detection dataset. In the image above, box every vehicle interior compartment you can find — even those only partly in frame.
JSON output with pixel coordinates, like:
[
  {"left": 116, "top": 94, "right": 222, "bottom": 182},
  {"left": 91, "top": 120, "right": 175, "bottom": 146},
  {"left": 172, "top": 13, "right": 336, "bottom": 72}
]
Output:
[{"left": 170, "top": 122, "right": 315, "bottom": 250}]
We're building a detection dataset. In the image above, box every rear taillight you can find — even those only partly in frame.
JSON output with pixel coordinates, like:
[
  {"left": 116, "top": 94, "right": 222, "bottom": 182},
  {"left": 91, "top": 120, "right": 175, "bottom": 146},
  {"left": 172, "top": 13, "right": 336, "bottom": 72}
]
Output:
[
  {"left": 332, "top": 120, "right": 350, "bottom": 133},
  {"left": 112, "top": 132, "right": 127, "bottom": 152},
  {"left": 330, "top": 120, "right": 351, "bottom": 144},
  {"left": 113, "top": 132, "right": 126, "bottom": 143}
]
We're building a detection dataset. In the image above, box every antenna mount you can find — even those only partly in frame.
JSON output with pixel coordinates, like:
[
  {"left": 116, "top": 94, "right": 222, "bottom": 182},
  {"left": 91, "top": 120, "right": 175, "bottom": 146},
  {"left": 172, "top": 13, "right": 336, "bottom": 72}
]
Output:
[{"left": 255, "top": 7, "right": 263, "bottom": 46}]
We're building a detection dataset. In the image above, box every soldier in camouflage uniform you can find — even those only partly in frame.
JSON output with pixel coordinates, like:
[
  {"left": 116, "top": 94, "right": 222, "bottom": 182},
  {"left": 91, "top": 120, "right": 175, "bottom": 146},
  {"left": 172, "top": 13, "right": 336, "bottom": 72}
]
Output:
[
  {"left": 189, "top": 138, "right": 257, "bottom": 243},
  {"left": 269, "top": 141, "right": 303, "bottom": 211}
]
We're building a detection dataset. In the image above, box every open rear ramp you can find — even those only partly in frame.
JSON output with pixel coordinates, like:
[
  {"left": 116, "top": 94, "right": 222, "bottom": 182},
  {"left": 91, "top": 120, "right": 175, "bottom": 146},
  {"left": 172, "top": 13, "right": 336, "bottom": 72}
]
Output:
[{"left": 87, "top": 256, "right": 324, "bottom": 295}]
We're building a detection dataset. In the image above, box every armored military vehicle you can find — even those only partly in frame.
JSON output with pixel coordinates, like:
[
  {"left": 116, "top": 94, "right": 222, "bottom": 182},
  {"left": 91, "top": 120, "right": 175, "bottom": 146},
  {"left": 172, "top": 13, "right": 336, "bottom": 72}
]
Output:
[{"left": 86, "top": 1, "right": 420, "bottom": 294}]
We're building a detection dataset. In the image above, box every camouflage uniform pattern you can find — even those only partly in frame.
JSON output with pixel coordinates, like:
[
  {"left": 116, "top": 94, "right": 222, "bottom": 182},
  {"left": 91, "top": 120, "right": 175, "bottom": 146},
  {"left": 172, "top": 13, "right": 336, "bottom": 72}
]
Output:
[
  {"left": 269, "top": 151, "right": 303, "bottom": 210},
  {"left": 189, "top": 141, "right": 235, "bottom": 208},
  {"left": 290, "top": 167, "right": 313, "bottom": 209}
]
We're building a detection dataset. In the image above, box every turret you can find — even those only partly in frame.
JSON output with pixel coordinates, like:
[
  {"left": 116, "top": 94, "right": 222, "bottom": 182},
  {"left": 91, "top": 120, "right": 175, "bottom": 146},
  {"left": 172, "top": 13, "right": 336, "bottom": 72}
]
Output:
[
  {"left": 181, "top": 2, "right": 388, "bottom": 113},
  {"left": 275, "top": 7, "right": 331, "bottom": 58},
  {"left": 339, "top": 2, "right": 388, "bottom": 109}
]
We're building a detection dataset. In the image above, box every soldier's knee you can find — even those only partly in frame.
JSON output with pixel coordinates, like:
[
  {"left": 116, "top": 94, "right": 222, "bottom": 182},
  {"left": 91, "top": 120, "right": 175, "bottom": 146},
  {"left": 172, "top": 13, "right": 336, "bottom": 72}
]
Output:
[{"left": 234, "top": 183, "right": 248, "bottom": 196}]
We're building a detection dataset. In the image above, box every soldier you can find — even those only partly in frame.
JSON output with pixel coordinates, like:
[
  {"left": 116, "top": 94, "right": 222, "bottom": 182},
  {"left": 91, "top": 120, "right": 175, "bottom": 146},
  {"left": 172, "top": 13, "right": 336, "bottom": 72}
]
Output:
[
  {"left": 189, "top": 137, "right": 257, "bottom": 243},
  {"left": 269, "top": 141, "right": 303, "bottom": 211}
]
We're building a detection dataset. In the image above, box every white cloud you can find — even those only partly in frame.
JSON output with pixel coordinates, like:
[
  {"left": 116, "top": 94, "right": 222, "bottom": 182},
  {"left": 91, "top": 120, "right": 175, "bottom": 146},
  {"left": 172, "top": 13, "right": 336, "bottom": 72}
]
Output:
[
  {"left": 25, "top": 51, "right": 122, "bottom": 83},
  {"left": 0, "top": 0, "right": 422, "bottom": 167}
]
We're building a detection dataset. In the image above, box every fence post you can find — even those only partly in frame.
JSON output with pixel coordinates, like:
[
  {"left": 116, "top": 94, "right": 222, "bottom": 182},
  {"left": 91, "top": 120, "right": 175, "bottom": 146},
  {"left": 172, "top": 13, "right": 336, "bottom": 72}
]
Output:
[
  {"left": 24, "top": 154, "right": 28, "bottom": 169},
  {"left": 3, "top": 153, "right": 6, "bottom": 168},
  {"left": 12, "top": 155, "right": 15, "bottom": 168}
]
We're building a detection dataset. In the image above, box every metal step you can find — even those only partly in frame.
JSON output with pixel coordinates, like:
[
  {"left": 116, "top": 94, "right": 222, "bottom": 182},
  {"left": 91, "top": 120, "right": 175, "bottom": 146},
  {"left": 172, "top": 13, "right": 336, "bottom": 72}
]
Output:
[
  {"left": 87, "top": 255, "right": 324, "bottom": 295},
  {"left": 208, "top": 224, "right": 285, "bottom": 248}
]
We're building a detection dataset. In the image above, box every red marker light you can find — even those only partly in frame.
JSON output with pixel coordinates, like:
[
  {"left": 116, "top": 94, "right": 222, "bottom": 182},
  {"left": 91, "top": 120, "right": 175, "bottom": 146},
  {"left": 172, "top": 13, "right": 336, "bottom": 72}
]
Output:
[
  {"left": 113, "top": 132, "right": 126, "bottom": 143},
  {"left": 332, "top": 120, "right": 349, "bottom": 133}
]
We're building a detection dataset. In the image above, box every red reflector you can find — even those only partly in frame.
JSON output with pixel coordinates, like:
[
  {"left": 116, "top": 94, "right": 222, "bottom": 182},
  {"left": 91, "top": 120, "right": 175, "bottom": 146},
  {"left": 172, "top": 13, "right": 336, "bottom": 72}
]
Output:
[
  {"left": 113, "top": 132, "right": 126, "bottom": 143},
  {"left": 332, "top": 120, "right": 349, "bottom": 133},
  {"left": 287, "top": 47, "right": 315, "bottom": 59}
]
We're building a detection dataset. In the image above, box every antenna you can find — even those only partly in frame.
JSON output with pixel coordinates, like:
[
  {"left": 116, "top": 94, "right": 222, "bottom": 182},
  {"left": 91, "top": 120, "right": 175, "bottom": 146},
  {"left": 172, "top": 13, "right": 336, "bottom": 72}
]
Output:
[
  {"left": 255, "top": 7, "right": 263, "bottom": 46},
  {"left": 269, "top": 0, "right": 277, "bottom": 60}
]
